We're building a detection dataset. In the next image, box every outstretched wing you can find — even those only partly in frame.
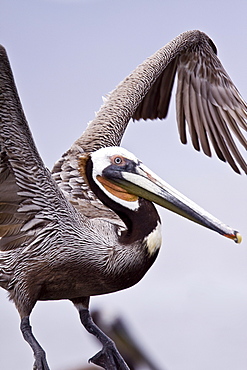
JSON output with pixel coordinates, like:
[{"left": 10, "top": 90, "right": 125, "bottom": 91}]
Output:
[
  {"left": 52, "top": 30, "right": 246, "bottom": 218},
  {"left": 0, "top": 45, "right": 82, "bottom": 252},
  {"left": 73, "top": 30, "right": 246, "bottom": 172}
]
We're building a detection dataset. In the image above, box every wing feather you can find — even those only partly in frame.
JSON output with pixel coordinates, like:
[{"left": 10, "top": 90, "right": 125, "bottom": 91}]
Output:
[
  {"left": 183, "top": 69, "right": 200, "bottom": 151},
  {"left": 176, "top": 67, "right": 187, "bottom": 144}
]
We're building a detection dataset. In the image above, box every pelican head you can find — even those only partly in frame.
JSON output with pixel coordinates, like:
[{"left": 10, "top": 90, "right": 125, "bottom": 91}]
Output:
[{"left": 86, "top": 147, "right": 241, "bottom": 243}]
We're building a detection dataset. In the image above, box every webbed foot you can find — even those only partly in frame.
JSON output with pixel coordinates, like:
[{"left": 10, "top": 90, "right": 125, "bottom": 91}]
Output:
[
  {"left": 78, "top": 307, "right": 129, "bottom": 369},
  {"left": 89, "top": 339, "right": 129, "bottom": 369}
]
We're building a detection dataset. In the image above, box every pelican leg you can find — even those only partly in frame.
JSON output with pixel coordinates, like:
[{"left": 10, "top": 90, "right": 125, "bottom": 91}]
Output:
[
  {"left": 20, "top": 316, "right": 50, "bottom": 370},
  {"left": 79, "top": 308, "right": 129, "bottom": 370}
]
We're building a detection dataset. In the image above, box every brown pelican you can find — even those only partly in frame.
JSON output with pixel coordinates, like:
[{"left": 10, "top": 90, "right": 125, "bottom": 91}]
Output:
[{"left": 0, "top": 30, "right": 246, "bottom": 370}]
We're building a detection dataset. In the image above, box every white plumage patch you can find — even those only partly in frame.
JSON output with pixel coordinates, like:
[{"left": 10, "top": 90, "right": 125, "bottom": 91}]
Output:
[
  {"left": 91, "top": 147, "right": 139, "bottom": 175},
  {"left": 144, "top": 222, "right": 162, "bottom": 256},
  {"left": 91, "top": 147, "right": 141, "bottom": 211}
]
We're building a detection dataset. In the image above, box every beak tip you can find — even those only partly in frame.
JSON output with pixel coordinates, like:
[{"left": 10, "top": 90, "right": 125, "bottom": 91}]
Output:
[
  {"left": 223, "top": 231, "right": 242, "bottom": 244},
  {"left": 235, "top": 232, "right": 242, "bottom": 244}
]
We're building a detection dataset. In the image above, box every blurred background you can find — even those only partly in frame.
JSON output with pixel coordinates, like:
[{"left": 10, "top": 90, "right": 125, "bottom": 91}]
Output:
[{"left": 1, "top": 1, "right": 247, "bottom": 369}]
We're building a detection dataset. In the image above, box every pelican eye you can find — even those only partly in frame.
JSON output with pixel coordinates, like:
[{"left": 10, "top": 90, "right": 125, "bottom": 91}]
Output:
[{"left": 113, "top": 156, "right": 123, "bottom": 165}]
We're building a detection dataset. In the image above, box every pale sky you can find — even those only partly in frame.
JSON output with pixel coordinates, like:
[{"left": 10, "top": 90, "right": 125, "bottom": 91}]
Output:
[{"left": 1, "top": 1, "right": 247, "bottom": 369}]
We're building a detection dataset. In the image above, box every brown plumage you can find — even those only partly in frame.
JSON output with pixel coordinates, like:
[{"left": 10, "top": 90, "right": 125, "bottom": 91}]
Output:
[{"left": 0, "top": 30, "right": 246, "bottom": 370}]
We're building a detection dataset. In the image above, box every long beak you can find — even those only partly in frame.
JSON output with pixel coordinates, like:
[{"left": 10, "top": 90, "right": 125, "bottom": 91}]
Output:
[{"left": 108, "top": 162, "right": 242, "bottom": 244}]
